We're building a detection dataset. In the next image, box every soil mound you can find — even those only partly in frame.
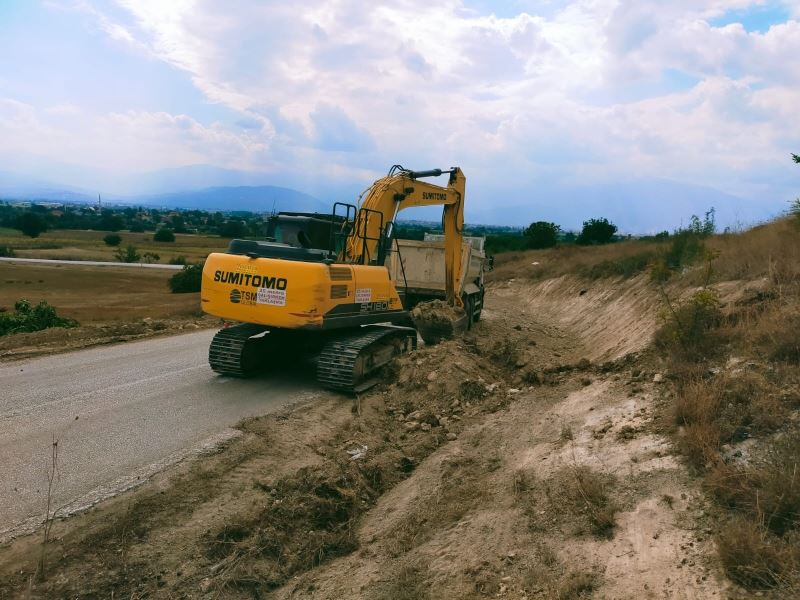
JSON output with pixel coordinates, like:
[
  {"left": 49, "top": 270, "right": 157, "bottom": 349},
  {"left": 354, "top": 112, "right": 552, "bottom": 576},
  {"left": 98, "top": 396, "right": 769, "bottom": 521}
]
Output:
[{"left": 411, "top": 299, "right": 467, "bottom": 344}]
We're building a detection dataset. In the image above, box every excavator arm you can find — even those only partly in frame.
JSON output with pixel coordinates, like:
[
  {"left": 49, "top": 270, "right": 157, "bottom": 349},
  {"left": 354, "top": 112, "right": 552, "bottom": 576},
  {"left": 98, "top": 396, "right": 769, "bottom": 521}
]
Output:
[{"left": 344, "top": 166, "right": 466, "bottom": 307}]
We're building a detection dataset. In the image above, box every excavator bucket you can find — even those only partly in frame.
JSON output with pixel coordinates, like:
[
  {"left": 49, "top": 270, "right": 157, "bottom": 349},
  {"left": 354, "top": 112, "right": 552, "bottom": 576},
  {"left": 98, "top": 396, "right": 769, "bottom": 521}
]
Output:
[{"left": 411, "top": 299, "right": 468, "bottom": 345}]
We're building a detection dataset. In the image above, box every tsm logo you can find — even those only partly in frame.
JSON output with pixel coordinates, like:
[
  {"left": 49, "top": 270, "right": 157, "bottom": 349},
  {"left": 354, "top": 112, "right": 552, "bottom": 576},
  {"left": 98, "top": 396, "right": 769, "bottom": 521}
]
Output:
[{"left": 229, "top": 289, "right": 241, "bottom": 304}]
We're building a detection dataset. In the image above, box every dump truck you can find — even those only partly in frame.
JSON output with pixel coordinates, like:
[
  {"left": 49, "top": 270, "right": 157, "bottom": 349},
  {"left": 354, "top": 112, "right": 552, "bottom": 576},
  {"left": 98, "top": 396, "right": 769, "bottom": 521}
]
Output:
[{"left": 387, "top": 234, "right": 487, "bottom": 326}]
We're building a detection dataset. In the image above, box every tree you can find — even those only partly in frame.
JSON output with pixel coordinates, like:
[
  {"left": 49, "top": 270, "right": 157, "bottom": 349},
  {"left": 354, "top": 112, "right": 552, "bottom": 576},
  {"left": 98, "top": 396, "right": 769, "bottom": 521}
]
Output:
[
  {"left": 792, "top": 153, "right": 800, "bottom": 164},
  {"left": 170, "top": 215, "right": 187, "bottom": 233},
  {"left": 115, "top": 245, "right": 141, "bottom": 263},
  {"left": 103, "top": 234, "right": 122, "bottom": 246},
  {"left": 169, "top": 262, "right": 204, "bottom": 293},
  {"left": 16, "top": 212, "right": 48, "bottom": 238},
  {"left": 220, "top": 220, "right": 246, "bottom": 238},
  {"left": 153, "top": 227, "right": 176, "bottom": 242},
  {"left": 686, "top": 208, "right": 715, "bottom": 237},
  {"left": 99, "top": 212, "right": 125, "bottom": 232},
  {"left": 576, "top": 218, "right": 618, "bottom": 245},
  {"left": 523, "top": 221, "right": 560, "bottom": 249}
]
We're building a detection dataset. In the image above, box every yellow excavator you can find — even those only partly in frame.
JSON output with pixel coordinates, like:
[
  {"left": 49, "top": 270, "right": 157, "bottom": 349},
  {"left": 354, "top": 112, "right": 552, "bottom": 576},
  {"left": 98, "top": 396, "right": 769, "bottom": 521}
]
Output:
[{"left": 200, "top": 165, "right": 469, "bottom": 392}]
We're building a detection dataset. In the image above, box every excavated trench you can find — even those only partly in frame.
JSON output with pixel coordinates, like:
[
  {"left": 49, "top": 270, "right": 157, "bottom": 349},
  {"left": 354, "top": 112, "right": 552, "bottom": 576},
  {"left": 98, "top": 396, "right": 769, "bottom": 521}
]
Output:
[{"left": 0, "top": 275, "right": 730, "bottom": 599}]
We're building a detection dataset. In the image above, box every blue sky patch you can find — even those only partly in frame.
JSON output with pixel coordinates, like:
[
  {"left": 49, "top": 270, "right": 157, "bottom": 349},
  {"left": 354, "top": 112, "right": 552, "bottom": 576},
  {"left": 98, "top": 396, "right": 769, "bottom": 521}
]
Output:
[{"left": 710, "top": 3, "right": 792, "bottom": 33}]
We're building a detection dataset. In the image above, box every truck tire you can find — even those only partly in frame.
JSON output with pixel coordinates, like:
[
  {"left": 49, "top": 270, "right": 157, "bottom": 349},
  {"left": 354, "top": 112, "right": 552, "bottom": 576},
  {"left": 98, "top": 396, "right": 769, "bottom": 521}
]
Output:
[
  {"left": 473, "top": 290, "right": 484, "bottom": 322},
  {"left": 463, "top": 295, "right": 475, "bottom": 330}
]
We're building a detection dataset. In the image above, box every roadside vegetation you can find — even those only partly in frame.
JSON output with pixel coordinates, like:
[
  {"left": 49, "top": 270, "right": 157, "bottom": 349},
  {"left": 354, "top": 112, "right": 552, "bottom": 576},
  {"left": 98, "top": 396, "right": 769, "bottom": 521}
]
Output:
[
  {"left": 651, "top": 217, "right": 800, "bottom": 593},
  {"left": 0, "top": 299, "right": 77, "bottom": 336},
  {"left": 169, "top": 262, "right": 204, "bottom": 293}
]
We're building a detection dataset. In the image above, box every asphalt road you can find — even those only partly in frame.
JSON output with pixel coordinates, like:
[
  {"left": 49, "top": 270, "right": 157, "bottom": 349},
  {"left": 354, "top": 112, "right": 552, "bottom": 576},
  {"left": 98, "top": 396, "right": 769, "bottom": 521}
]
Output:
[
  {"left": 0, "top": 330, "right": 327, "bottom": 541},
  {"left": 0, "top": 257, "right": 183, "bottom": 269}
]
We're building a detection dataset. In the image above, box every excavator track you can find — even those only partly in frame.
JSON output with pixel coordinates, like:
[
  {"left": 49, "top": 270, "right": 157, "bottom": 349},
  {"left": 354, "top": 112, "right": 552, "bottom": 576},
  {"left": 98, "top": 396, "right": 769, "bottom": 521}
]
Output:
[
  {"left": 316, "top": 326, "right": 417, "bottom": 393},
  {"left": 208, "top": 323, "right": 269, "bottom": 377}
]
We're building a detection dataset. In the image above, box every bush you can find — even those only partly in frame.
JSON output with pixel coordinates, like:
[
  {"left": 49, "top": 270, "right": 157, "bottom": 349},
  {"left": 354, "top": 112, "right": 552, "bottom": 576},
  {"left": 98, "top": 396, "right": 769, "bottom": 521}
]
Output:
[
  {"left": 142, "top": 252, "right": 160, "bottom": 264},
  {"left": 0, "top": 299, "right": 78, "bottom": 336},
  {"left": 153, "top": 228, "right": 176, "bottom": 242},
  {"left": 654, "top": 288, "right": 723, "bottom": 361},
  {"left": 0, "top": 245, "right": 15, "bottom": 257},
  {"left": 524, "top": 221, "right": 560, "bottom": 249},
  {"left": 103, "top": 234, "right": 122, "bottom": 247},
  {"left": 576, "top": 218, "right": 617, "bottom": 246},
  {"left": 717, "top": 519, "right": 794, "bottom": 589},
  {"left": 169, "top": 256, "right": 187, "bottom": 265},
  {"left": 485, "top": 234, "right": 527, "bottom": 254},
  {"left": 15, "top": 211, "right": 48, "bottom": 238},
  {"left": 169, "top": 262, "right": 204, "bottom": 293},
  {"left": 115, "top": 245, "right": 141, "bottom": 263},
  {"left": 129, "top": 221, "right": 146, "bottom": 233}
]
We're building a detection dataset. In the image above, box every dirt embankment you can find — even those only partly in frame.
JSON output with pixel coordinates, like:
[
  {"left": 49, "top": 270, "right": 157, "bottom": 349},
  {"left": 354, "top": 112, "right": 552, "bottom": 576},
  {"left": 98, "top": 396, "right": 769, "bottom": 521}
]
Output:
[{"left": 0, "top": 274, "right": 731, "bottom": 598}]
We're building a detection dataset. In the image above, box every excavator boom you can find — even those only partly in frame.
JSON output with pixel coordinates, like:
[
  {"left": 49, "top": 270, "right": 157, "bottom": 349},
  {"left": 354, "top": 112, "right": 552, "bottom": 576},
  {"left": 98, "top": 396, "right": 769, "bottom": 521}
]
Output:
[{"left": 344, "top": 166, "right": 466, "bottom": 307}]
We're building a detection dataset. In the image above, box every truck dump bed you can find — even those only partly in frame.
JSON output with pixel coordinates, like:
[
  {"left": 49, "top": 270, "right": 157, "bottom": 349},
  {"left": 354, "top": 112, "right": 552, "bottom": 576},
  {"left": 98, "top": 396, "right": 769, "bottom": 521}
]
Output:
[{"left": 386, "top": 236, "right": 486, "bottom": 303}]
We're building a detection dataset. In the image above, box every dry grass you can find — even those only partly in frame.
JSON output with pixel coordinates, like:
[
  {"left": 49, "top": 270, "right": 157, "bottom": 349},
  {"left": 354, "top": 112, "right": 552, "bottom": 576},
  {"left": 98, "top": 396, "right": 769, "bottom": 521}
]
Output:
[
  {"left": 717, "top": 519, "right": 799, "bottom": 589},
  {"left": 556, "top": 571, "right": 600, "bottom": 599},
  {"left": 0, "top": 262, "right": 200, "bottom": 324},
  {"left": 384, "top": 454, "right": 485, "bottom": 556},
  {"left": 708, "top": 218, "right": 800, "bottom": 284},
  {"left": 641, "top": 218, "right": 800, "bottom": 593},
  {"left": 672, "top": 373, "right": 788, "bottom": 468},
  {"left": 488, "top": 239, "right": 665, "bottom": 283},
  {"left": 519, "top": 466, "right": 619, "bottom": 539},
  {"left": 487, "top": 337, "right": 522, "bottom": 368},
  {"left": 0, "top": 227, "right": 228, "bottom": 263},
  {"left": 369, "top": 563, "right": 430, "bottom": 600}
]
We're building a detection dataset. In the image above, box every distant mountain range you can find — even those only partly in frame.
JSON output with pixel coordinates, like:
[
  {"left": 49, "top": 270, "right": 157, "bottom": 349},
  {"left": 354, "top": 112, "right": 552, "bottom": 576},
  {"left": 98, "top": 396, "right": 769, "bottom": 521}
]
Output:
[
  {"left": 0, "top": 166, "right": 789, "bottom": 232},
  {"left": 0, "top": 170, "right": 330, "bottom": 214},
  {"left": 141, "top": 185, "right": 328, "bottom": 213}
]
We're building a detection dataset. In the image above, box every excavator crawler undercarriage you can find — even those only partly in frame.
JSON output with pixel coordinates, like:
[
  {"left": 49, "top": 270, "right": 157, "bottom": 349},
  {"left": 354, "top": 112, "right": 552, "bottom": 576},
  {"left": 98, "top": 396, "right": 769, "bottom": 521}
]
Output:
[{"left": 209, "top": 323, "right": 417, "bottom": 393}]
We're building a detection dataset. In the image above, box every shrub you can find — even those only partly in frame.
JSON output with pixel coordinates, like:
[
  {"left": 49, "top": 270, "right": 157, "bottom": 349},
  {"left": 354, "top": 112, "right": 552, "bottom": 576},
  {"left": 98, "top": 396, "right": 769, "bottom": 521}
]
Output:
[
  {"left": 0, "top": 245, "right": 15, "bottom": 257},
  {"left": 717, "top": 519, "right": 793, "bottom": 589},
  {"left": 103, "top": 234, "right": 122, "bottom": 247},
  {"left": 153, "top": 228, "right": 176, "bottom": 242},
  {"left": 168, "top": 256, "right": 187, "bottom": 265},
  {"left": 524, "top": 221, "right": 560, "bottom": 249},
  {"left": 576, "top": 218, "right": 617, "bottom": 246},
  {"left": 129, "top": 221, "right": 146, "bottom": 233},
  {"left": 561, "top": 466, "right": 618, "bottom": 538},
  {"left": 15, "top": 211, "right": 48, "bottom": 238},
  {"left": 115, "top": 245, "right": 141, "bottom": 263},
  {"left": 654, "top": 288, "right": 723, "bottom": 361},
  {"left": 169, "top": 262, "right": 204, "bottom": 293},
  {"left": 0, "top": 299, "right": 78, "bottom": 336},
  {"left": 142, "top": 252, "right": 160, "bottom": 264}
]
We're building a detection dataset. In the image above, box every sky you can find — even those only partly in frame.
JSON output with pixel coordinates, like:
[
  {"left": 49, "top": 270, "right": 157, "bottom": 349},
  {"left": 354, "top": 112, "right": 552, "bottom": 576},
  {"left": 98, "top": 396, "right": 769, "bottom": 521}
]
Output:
[{"left": 0, "top": 0, "right": 799, "bottom": 229}]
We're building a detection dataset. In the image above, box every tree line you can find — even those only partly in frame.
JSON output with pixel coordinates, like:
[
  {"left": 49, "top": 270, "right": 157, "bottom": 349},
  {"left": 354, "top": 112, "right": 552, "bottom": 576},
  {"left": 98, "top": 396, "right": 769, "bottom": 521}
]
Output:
[{"left": 0, "top": 202, "right": 266, "bottom": 239}]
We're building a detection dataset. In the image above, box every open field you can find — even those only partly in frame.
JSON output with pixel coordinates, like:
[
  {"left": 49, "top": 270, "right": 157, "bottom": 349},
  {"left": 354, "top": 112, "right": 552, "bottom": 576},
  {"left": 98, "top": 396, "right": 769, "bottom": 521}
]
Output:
[
  {"left": 0, "top": 227, "right": 231, "bottom": 263},
  {"left": 0, "top": 262, "right": 216, "bottom": 360}
]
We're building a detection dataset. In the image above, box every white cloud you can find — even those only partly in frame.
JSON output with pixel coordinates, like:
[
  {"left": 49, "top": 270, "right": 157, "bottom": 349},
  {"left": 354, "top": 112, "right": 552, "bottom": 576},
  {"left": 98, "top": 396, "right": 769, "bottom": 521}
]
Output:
[
  {"left": 0, "top": 100, "right": 269, "bottom": 173},
  {"left": 7, "top": 0, "right": 800, "bottom": 218}
]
